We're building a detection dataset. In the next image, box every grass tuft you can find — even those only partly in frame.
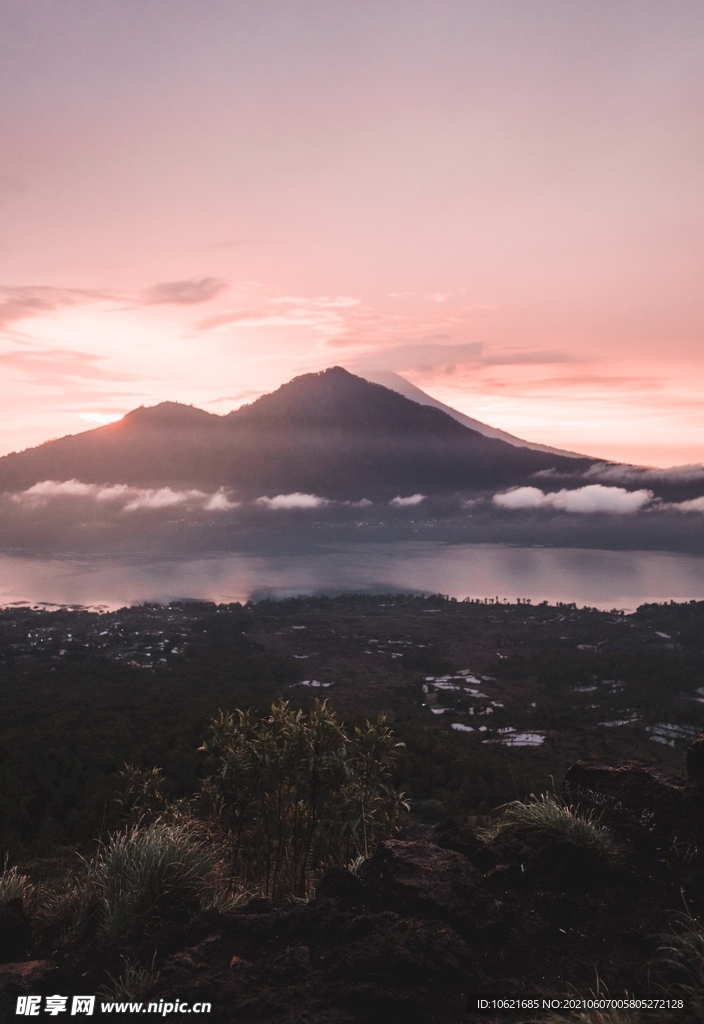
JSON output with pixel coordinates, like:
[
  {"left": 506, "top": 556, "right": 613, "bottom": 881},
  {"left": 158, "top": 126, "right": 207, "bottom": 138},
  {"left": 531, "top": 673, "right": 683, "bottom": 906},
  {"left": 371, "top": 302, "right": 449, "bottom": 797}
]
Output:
[
  {"left": 100, "top": 957, "right": 157, "bottom": 1000},
  {"left": 38, "top": 817, "right": 220, "bottom": 946},
  {"left": 0, "top": 859, "right": 34, "bottom": 907},
  {"left": 655, "top": 905, "right": 704, "bottom": 1016},
  {"left": 91, "top": 818, "right": 218, "bottom": 942},
  {"left": 479, "top": 792, "right": 620, "bottom": 860}
]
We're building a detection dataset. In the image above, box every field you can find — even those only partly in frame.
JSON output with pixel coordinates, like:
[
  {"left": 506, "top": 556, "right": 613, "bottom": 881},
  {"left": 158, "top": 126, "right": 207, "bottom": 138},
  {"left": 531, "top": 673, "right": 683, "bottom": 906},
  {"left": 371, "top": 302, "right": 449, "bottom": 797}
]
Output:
[{"left": 2, "top": 593, "right": 703, "bottom": 862}]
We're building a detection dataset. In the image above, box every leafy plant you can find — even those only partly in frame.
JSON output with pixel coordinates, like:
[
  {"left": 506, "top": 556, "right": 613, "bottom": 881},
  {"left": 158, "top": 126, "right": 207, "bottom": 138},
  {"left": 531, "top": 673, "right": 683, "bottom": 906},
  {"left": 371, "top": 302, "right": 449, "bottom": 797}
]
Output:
[
  {"left": 199, "top": 698, "right": 407, "bottom": 896},
  {"left": 115, "top": 765, "right": 167, "bottom": 823}
]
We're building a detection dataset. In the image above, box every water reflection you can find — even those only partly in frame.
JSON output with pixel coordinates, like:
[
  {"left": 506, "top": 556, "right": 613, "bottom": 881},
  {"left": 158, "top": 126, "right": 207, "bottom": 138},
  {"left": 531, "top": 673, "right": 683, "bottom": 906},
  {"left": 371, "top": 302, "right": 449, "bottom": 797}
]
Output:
[{"left": 1, "top": 542, "right": 703, "bottom": 610}]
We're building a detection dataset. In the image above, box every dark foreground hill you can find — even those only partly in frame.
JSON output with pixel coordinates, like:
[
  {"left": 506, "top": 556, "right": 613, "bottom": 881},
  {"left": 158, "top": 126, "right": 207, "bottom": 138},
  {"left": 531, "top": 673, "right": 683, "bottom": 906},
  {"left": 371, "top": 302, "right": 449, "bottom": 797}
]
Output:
[
  {"left": 2, "top": 748, "right": 703, "bottom": 1022},
  {"left": 0, "top": 368, "right": 596, "bottom": 500}
]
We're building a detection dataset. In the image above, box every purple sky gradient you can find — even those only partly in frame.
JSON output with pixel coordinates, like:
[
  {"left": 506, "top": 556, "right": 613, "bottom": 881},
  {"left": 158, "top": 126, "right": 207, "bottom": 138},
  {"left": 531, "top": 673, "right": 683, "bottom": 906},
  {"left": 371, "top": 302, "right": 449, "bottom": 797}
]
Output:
[{"left": 1, "top": 0, "right": 702, "bottom": 465}]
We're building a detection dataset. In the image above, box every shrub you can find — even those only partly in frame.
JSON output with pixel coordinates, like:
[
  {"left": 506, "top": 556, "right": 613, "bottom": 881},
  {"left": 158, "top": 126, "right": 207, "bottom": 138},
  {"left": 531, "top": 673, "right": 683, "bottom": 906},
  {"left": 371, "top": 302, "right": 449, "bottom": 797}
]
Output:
[
  {"left": 199, "top": 698, "right": 408, "bottom": 896},
  {"left": 479, "top": 793, "right": 620, "bottom": 860},
  {"left": 114, "top": 765, "right": 167, "bottom": 824}
]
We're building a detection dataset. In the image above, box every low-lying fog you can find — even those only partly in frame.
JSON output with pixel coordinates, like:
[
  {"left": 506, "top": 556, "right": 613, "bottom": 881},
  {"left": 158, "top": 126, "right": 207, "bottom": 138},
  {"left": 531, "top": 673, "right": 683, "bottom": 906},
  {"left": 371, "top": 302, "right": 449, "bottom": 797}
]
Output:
[{"left": 2, "top": 480, "right": 704, "bottom": 609}]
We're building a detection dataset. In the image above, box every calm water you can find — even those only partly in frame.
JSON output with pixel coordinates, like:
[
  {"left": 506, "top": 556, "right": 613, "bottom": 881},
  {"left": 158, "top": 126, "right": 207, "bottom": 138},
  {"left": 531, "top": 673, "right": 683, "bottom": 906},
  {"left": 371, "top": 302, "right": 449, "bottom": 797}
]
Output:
[{"left": 1, "top": 543, "right": 703, "bottom": 611}]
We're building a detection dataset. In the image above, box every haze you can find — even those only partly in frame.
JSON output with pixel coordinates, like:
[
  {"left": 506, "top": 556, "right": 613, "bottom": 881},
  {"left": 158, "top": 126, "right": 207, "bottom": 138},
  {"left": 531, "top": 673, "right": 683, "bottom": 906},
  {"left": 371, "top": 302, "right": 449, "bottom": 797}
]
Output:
[{"left": 1, "top": 0, "right": 703, "bottom": 466}]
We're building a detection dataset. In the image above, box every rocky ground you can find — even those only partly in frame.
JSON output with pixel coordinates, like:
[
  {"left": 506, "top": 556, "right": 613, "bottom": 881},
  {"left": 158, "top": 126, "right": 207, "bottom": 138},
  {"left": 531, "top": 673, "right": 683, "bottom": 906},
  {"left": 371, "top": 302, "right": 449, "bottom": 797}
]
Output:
[{"left": 2, "top": 741, "right": 704, "bottom": 1023}]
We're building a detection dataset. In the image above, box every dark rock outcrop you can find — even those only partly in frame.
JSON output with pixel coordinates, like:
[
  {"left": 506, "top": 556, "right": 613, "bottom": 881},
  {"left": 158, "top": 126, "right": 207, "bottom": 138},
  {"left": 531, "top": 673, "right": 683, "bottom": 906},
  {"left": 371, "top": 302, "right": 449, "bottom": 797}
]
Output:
[
  {"left": 564, "top": 731, "right": 704, "bottom": 840},
  {"left": 360, "top": 839, "right": 501, "bottom": 939},
  {"left": 564, "top": 760, "right": 686, "bottom": 831}
]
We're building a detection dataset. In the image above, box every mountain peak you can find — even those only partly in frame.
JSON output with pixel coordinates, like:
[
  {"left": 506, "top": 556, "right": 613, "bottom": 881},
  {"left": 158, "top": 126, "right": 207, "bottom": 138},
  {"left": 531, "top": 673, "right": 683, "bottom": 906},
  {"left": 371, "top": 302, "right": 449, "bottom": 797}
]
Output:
[
  {"left": 226, "top": 367, "right": 468, "bottom": 434},
  {"left": 122, "top": 402, "right": 218, "bottom": 429}
]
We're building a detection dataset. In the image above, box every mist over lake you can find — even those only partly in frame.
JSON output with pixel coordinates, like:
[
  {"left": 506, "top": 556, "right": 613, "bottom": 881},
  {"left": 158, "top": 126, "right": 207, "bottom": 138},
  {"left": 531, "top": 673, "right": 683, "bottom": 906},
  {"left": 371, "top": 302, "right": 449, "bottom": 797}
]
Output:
[{"left": 2, "top": 542, "right": 704, "bottom": 612}]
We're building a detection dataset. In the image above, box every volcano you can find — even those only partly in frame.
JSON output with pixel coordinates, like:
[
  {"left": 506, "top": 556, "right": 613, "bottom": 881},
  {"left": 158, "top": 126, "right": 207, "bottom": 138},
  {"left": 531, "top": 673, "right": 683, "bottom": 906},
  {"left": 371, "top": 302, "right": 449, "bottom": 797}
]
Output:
[{"left": 0, "top": 368, "right": 597, "bottom": 501}]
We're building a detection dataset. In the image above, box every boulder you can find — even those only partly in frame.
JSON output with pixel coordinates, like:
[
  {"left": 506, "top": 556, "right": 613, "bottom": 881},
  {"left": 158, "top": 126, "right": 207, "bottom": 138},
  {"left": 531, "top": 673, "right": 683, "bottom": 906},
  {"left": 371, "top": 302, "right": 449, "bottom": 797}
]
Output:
[
  {"left": 430, "top": 819, "right": 498, "bottom": 871},
  {"left": 563, "top": 760, "right": 685, "bottom": 832}
]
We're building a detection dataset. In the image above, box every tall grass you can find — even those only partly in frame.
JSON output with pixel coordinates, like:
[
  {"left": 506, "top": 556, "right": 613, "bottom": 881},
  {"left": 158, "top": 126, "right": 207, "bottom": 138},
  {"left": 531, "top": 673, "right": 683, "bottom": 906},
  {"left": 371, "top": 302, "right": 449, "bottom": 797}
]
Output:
[
  {"left": 479, "top": 793, "right": 620, "bottom": 860},
  {"left": 0, "top": 858, "right": 34, "bottom": 906},
  {"left": 655, "top": 906, "right": 704, "bottom": 1018},
  {"left": 91, "top": 818, "right": 218, "bottom": 942},
  {"left": 39, "top": 818, "right": 219, "bottom": 945}
]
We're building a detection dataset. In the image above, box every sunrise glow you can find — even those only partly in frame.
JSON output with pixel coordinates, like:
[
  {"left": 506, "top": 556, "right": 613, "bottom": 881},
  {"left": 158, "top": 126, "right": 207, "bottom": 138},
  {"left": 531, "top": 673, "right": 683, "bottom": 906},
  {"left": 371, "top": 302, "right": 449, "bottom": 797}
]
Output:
[{"left": 1, "top": 1, "right": 702, "bottom": 467}]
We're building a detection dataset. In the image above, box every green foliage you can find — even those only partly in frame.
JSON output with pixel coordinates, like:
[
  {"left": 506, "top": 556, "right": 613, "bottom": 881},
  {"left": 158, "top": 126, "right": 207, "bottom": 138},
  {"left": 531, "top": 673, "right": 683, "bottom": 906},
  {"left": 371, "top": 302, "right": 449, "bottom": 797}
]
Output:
[
  {"left": 199, "top": 698, "right": 407, "bottom": 896},
  {"left": 115, "top": 765, "right": 166, "bottom": 823},
  {"left": 479, "top": 792, "right": 620, "bottom": 861}
]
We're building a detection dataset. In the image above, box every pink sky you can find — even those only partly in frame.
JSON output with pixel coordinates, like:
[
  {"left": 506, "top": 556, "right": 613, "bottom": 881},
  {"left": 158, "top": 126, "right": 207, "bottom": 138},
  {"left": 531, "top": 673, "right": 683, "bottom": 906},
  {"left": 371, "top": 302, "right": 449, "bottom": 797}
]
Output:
[{"left": 1, "top": 0, "right": 703, "bottom": 466}]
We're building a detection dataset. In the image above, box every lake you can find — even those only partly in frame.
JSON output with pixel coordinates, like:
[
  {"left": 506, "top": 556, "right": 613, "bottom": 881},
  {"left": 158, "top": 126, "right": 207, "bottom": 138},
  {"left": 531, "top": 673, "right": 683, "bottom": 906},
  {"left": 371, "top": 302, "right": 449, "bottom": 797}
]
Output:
[{"left": 1, "top": 543, "right": 703, "bottom": 611}]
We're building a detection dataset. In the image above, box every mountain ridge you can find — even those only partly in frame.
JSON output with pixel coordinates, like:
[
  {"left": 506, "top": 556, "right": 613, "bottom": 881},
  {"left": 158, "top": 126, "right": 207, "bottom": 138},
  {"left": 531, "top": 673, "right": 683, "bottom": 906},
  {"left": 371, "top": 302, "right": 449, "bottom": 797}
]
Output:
[
  {"left": 0, "top": 367, "right": 597, "bottom": 500},
  {"left": 358, "top": 369, "right": 585, "bottom": 458}
]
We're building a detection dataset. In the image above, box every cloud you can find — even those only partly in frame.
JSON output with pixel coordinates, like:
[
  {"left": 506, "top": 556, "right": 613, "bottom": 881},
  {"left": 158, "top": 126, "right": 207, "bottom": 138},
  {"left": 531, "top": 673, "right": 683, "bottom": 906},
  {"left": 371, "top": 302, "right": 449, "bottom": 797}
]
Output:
[
  {"left": 122, "top": 487, "right": 208, "bottom": 511},
  {"left": 198, "top": 295, "right": 359, "bottom": 334},
  {"left": 668, "top": 496, "right": 704, "bottom": 513},
  {"left": 0, "top": 347, "right": 138, "bottom": 384},
  {"left": 10, "top": 480, "right": 239, "bottom": 513},
  {"left": 536, "top": 462, "right": 704, "bottom": 486},
  {"left": 342, "top": 339, "right": 574, "bottom": 376},
  {"left": 142, "top": 278, "right": 228, "bottom": 305},
  {"left": 0, "top": 286, "right": 110, "bottom": 327},
  {"left": 390, "top": 494, "right": 426, "bottom": 506},
  {"left": 256, "top": 492, "right": 328, "bottom": 509},
  {"left": 479, "top": 349, "right": 575, "bottom": 367},
  {"left": 493, "top": 484, "right": 654, "bottom": 514},
  {"left": 579, "top": 462, "right": 704, "bottom": 485},
  {"left": 19, "top": 480, "right": 98, "bottom": 500},
  {"left": 345, "top": 342, "right": 484, "bottom": 372},
  {"left": 204, "top": 489, "right": 239, "bottom": 511}
]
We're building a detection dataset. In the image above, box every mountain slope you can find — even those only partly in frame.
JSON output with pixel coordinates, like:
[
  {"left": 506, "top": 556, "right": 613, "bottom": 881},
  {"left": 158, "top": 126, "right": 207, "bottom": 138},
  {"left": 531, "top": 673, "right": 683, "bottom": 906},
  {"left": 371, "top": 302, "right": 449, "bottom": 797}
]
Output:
[
  {"left": 359, "top": 369, "right": 584, "bottom": 457},
  {"left": 0, "top": 368, "right": 596, "bottom": 500}
]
